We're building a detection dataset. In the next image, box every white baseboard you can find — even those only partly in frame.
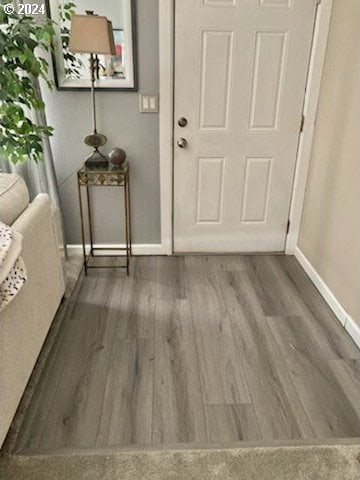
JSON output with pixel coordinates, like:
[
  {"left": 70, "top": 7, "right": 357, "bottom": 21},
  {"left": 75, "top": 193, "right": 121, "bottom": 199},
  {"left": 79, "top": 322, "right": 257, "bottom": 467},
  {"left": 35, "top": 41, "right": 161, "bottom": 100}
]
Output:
[
  {"left": 294, "top": 247, "right": 360, "bottom": 349},
  {"left": 294, "top": 248, "right": 347, "bottom": 326},
  {"left": 67, "top": 243, "right": 166, "bottom": 256},
  {"left": 345, "top": 318, "right": 360, "bottom": 350}
]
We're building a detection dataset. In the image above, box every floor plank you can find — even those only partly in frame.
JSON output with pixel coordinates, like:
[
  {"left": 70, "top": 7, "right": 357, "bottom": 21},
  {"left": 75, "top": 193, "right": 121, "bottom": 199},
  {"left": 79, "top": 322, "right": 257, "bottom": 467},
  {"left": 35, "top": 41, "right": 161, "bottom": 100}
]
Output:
[
  {"left": 35, "top": 287, "right": 120, "bottom": 450},
  {"left": 152, "top": 300, "right": 207, "bottom": 444},
  {"left": 13, "top": 255, "right": 360, "bottom": 453},
  {"left": 184, "top": 255, "right": 247, "bottom": 274},
  {"left": 330, "top": 358, "right": 360, "bottom": 417},
  {"left": 270, "top": 256, "right": 359, "bottom": 360},
  {"left": 185, "top": 271, "right": 252, "bottom": 405},
  {"left": 217, "top": 271, "right": 316, "bottom": 440},
  {"left": 267, "top": 315, "right": 360, "bottom": 438},
  {"left": 242, "top": 256, "right": 300, "bottom": 317},
  {"left": 205, "top": 404, "right": 262, "bottom": 442},
  {"left": 15, "top": 276, "right": 109, "bottom": 451},
  {"left": 96, "top": 338, "right": 154, "bottom": 446}
]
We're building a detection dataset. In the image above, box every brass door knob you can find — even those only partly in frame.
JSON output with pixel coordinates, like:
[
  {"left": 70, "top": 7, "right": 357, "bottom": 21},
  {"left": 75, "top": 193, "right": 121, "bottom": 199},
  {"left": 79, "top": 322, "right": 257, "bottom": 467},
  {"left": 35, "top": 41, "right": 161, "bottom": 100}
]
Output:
[{"left": 177, "top": 137, "right": 187, "bottom": 148}]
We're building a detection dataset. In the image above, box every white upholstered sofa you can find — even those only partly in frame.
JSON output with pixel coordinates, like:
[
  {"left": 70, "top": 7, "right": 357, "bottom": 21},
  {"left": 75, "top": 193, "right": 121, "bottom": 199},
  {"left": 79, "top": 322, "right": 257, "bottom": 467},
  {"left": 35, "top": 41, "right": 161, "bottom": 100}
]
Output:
[{"left": 0, "top": 173, "right": 65, "bottom": 447}]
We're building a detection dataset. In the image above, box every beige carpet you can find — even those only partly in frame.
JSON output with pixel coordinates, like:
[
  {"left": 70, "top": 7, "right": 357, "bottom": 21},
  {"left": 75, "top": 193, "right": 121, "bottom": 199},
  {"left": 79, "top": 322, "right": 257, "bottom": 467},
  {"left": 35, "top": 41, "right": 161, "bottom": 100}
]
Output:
[{"left": 1, "top": 441, "right": 360, "bottom": 480}]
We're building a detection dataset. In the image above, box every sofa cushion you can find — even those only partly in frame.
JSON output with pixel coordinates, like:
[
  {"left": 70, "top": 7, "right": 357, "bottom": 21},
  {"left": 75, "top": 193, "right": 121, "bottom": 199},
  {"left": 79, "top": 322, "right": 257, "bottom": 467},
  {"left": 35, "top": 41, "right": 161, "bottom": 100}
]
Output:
[{"left": 0, "top": 174, "right": 30, "bottom": 226}]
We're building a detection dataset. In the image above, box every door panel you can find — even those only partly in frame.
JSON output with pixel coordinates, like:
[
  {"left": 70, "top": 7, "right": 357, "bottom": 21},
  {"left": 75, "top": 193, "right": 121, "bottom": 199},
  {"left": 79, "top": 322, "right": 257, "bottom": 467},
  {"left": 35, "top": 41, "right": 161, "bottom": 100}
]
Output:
[
  {"left": 241, "top": 157, "right": 272, "bottom": 223},
  {"left": 199, "top": 31, "right": 233, "bottom": 129},
  {"left": 259, "top": 0, "right": 291, "bottom": 8},
  {"left": 174, "top": 0, "right": 317, "bottom": 252},
  {"left": 197, "top": 157, "right": 225, "bottom": 223},
  {"left": 249, "top": 32, "right": 287, "bottom": 130}
]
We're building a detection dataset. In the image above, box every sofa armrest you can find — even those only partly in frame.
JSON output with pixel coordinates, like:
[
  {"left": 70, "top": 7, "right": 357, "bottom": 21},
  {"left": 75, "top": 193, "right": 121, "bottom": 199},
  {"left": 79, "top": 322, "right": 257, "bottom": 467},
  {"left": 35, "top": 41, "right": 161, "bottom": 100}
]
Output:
[{"left": 12, "top": 193, "right": 65, "bottom": 293}]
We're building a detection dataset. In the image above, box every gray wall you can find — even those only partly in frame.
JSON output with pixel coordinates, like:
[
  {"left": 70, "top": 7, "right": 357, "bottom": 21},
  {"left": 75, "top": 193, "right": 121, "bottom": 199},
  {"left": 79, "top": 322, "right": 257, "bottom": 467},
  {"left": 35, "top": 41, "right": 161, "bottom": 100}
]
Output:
[{"left": 42, "top": 0, "right": 160, "bottom": 245}]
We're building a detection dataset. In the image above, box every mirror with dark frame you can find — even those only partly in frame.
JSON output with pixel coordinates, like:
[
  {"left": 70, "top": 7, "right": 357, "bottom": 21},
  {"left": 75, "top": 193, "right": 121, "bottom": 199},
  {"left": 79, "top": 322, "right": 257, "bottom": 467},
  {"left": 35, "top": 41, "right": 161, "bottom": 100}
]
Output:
[{"left": 46, "top": 0, "right": 137, "bottom": 90}]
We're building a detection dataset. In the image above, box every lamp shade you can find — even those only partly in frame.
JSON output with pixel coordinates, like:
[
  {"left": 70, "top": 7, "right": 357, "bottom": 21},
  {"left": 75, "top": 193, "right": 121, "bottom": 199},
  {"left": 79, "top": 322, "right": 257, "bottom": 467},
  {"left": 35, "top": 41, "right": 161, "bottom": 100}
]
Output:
[{"left": 69, "top": 15, "right": 116, "bottom": 55}]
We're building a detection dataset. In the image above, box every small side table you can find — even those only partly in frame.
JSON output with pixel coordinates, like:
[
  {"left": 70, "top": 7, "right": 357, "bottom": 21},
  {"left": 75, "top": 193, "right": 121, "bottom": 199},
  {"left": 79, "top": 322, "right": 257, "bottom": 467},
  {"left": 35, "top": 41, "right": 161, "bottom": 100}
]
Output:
[{"left": 77, "top": 162, "right": 131, "bottom": 275}]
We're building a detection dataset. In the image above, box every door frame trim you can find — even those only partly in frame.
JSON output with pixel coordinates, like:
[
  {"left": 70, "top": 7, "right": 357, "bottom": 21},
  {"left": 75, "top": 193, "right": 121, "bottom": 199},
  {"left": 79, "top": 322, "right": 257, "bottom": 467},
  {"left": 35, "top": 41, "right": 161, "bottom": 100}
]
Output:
[
  {"left": 158, "top": 0, "right": 174, "bottom": 255},
  {"left": 285, "top": 0, "right": 333, "bottom": 253},
  {"left": 158, "top": 0, "right": 333, "bottom": 255}
]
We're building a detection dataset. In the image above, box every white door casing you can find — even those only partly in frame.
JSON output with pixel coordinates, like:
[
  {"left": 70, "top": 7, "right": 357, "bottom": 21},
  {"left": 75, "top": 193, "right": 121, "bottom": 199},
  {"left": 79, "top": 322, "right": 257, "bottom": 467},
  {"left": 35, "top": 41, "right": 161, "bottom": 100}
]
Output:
[{"left": 173, "top": 0, "right": 317, "bottom": 252}]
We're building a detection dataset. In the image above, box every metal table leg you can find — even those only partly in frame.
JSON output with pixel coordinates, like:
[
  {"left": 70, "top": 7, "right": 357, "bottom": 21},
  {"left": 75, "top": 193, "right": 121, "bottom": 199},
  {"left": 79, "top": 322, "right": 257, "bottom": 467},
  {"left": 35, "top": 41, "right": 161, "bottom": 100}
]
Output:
[{"left": 77, "top": 180, "right": 87, "bottom": 275}]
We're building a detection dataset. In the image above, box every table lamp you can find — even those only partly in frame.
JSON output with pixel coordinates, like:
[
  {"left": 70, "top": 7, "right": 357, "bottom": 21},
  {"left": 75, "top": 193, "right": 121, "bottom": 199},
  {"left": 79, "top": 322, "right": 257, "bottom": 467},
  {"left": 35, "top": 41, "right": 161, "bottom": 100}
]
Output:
[{"left": 69, "top": 12, "right": 116, "bottom": 168}]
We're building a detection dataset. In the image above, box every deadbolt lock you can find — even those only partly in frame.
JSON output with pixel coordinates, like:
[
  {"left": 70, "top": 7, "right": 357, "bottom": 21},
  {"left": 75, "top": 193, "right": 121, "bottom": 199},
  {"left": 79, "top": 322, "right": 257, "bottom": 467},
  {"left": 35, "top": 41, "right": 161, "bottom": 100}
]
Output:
[{"left": 178, "top": 117, "right": 188, "bottom": 127}]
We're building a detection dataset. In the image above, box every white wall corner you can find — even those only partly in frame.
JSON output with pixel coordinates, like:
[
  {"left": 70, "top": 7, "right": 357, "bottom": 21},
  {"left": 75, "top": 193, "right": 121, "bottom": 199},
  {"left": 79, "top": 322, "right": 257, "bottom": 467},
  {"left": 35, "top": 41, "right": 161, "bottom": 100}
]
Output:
[{"left": 294, "top": 247, "right": 360, "bottom": 349}]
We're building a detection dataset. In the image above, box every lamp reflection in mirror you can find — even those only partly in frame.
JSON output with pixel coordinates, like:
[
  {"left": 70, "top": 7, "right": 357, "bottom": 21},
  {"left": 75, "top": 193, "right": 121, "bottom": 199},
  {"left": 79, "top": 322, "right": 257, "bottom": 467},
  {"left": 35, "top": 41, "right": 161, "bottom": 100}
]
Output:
[{"left": 69, "top": 12, "right": 116, "bottom": 168}]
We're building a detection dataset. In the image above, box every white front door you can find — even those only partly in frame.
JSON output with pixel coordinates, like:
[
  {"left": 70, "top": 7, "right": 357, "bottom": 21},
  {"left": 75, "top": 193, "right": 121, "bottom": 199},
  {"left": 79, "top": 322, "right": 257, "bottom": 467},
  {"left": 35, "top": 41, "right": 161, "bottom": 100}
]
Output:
[{"left": 173, "top": 0, "right": 317, "bottom": 252}]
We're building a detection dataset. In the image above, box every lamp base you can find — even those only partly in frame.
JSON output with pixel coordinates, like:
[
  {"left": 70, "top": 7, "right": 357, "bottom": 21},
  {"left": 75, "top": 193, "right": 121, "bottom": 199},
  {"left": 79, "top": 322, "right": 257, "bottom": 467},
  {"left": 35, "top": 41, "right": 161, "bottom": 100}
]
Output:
[{"left": 85, "top": 148, "right": 109, "bottom": 170}]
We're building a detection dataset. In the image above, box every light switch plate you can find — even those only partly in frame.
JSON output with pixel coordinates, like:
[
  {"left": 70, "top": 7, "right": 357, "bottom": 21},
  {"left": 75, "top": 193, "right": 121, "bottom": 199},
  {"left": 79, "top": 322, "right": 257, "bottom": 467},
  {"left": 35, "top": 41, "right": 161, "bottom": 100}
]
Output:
[{"left": 139, "top": 94, "right": 159, "bottom": 113}]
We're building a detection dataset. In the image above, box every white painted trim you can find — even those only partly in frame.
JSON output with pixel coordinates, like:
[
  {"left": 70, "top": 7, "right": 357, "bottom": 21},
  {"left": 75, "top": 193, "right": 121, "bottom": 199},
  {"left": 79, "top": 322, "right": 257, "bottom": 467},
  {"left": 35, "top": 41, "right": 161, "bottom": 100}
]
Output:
[
  {"left": 159, "top": 1, "right": 333, "bottom": 254},
  {"left": 294, "top": 247, "right": 360, "bottom": 350},
  {"left": 67, "top": 244, "right": 164, "bottom": 256},
  {"left": 158, "top": 0, "right": 174, "bottom": 255},
  {"left": 294, "top": 248, "right": 347, "bottom": 326},
  {"left": 286, "top": 0, "right": 333, "bottom": 254}
]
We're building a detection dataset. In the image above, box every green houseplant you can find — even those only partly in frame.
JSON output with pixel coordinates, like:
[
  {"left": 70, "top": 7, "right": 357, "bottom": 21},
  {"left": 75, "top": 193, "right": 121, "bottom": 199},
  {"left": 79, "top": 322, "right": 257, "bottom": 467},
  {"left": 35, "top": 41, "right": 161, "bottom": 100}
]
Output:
[
  {"left": 59, "top": 1, "right": 84, "bottom": 78},
  {"left": 0, "top": 1, "right": 56, "bottom": 164}
]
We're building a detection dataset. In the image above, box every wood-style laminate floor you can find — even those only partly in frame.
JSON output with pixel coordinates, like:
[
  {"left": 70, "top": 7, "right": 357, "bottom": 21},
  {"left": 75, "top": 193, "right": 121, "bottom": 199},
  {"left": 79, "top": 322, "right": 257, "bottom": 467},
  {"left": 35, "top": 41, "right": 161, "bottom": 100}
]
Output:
[{"left": 14, "top": 255, "right": 360, "bottom": 452}]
